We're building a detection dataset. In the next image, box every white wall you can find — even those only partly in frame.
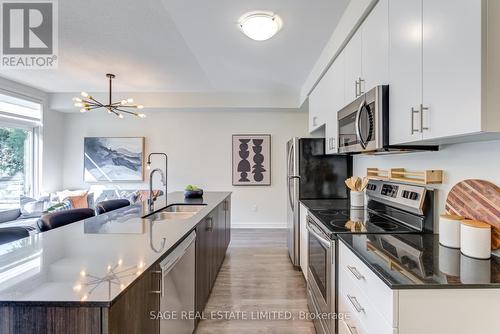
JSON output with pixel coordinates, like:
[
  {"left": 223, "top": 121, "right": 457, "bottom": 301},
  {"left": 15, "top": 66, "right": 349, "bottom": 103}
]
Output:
[
  {"left": 41, "top": 108, "right": 64, "bottom": 192},
  {"left": 353, "top": 139, "right": 500, "bottom": 230},
  {"left": 61, "top": 108, "right": 308, "bottom": 228}
]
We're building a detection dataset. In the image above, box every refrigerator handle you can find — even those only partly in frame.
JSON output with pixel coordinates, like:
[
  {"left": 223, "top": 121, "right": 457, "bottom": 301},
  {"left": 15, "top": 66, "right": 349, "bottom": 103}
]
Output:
[{"left": 287, "top": 143, "right": 295, "bottom": 211}]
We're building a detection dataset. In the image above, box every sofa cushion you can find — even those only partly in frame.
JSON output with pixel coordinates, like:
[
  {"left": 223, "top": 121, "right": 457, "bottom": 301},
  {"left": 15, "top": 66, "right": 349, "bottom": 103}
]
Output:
[
  {"left": 19, "top": 195, "right": 50, "bottom": 218},
  {"left": 46, "top": 200, "right": 72, "bottom": 213},
  {"left": 0, "top": 209, "right": 21, "bottom": 224},
  {"left": 0, "top": 217, "right": 39, "bottom": 232}
]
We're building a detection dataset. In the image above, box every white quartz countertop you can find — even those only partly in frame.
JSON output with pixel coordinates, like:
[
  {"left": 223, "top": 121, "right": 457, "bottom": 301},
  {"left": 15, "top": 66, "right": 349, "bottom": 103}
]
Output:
[{"left": 0, "top": 191, "right": 231, "bottom": 306}]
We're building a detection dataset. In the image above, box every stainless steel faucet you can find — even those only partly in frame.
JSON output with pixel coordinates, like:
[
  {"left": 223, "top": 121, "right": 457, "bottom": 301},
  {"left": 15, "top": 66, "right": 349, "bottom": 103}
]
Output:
[{"left": 147, "top": 153, "right": 168, "bottom": 212}]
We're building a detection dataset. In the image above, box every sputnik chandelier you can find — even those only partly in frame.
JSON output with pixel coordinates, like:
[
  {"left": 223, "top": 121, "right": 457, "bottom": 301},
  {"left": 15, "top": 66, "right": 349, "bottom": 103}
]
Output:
[{"left": 72, "top": 73, "right": 146, "bottom": 119}]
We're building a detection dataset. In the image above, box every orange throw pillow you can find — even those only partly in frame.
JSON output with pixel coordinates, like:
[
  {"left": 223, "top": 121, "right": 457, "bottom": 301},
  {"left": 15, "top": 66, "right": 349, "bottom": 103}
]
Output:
[{"left": 68, "top": 192, "right": 89, "bottom": 209}]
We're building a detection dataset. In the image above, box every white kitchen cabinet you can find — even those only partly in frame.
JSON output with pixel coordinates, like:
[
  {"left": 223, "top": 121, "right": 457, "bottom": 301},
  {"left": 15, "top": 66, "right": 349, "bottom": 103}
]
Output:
[
  {"left": 389, "top": 0, "right": 500, "bottom": 145},
  {"left": 325, "top": 52, "right": 345, "bottom": 154},
  {"left": 344, "top": 29, "right": 363, "bottom": 103},
  {"left": 422, "top": 0, "right": 482, "bottom": 140},
  {"left": 299, "top": 203, "right": 308, "bottom": 279},
  {"left": 361, "top": 0, "right": 389, "bottom": 92},
  {"left": 308, "top": 62, "right": 333, "bottom": 133},
  {"left": 388, "top": 0, "right": 423, "bottom": 145}
]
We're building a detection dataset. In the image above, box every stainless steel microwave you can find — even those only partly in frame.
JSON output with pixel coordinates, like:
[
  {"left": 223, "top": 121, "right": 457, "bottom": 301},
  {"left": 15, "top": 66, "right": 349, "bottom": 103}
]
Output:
[{"left": 337, "top": 85, "right": 438, "bottom": 154}]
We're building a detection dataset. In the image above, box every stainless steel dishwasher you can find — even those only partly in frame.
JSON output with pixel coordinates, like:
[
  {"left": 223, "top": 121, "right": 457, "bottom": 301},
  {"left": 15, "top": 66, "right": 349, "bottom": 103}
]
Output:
[{"left": 160, "top": 231, "right": 196, "bottom": 334}]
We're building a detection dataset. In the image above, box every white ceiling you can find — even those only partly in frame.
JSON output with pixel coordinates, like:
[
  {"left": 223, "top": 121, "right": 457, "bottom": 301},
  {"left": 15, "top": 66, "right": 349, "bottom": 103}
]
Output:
[{"left": 0, "top": 0, "right": 349, "bottom": 102}]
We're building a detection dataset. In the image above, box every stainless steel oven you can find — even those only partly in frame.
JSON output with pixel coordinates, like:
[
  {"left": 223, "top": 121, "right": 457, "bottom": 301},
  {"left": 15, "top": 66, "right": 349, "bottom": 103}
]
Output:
[
  {"left": 338, "top": 85, "right": 388, "bottom": 154},
  {"left": 306, "top": 216, "right": 335, "bottom": 334}
]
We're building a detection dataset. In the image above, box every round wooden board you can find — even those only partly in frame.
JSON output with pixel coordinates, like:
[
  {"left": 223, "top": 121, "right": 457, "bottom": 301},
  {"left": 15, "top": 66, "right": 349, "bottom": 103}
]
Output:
[{"left": 445, "top": 179, "right": 500, "bottom": 249}]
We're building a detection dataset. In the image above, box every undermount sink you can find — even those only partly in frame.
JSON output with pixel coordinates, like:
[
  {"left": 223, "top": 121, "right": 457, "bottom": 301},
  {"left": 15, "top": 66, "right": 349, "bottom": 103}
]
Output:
[
  {"left": 154, "top": 211, "right": 196, "bottom": 221},
  {"left": 151, "top": 204, "right": 206, "bottom": 221},
  {"left": 162, "top": 205, "right": 206, "bottom": 213}
]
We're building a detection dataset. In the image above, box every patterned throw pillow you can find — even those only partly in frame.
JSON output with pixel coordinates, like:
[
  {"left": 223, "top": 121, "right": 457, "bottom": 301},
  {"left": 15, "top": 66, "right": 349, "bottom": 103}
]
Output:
[
  {"left": 19, "top": 195, "right": 50, "bottom": 218},
  {"left": 46, "top": 200, "right": 72, "bottom": 213}
]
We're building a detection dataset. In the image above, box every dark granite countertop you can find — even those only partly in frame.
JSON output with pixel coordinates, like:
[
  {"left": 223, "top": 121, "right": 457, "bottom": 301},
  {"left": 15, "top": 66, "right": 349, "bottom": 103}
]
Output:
[
  {"left": 338, "top": 233, "right": 500, "bottom": 289},
  {"left": 0, "top": 191, "right": 231, "bottom": 306},
  {"left": 299, "top": 199, "right": 350, "bottom": 211}
]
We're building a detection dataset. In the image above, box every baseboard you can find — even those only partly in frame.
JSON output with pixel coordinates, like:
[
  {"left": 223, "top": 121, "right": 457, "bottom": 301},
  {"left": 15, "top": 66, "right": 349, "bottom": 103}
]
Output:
[{"left": 232, "top": 222, "right": 286, "bottom": 229}]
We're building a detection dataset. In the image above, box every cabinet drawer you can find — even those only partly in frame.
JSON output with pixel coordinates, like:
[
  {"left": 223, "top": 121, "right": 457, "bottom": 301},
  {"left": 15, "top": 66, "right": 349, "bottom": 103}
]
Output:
[
  {"left": 339, "top": 271, "right": 396, "bottom": 334},
  {"left": 338, "top": 295, "right": 369, "bottom": 334},
  {"left": 339, "top": 242, "right": 397, "bottom": 327}
]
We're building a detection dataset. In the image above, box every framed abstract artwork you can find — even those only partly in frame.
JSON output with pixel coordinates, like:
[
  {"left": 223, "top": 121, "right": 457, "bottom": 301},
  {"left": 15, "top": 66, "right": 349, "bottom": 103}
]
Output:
[
  {"left": 232, "top": 134, "right": 271, "bottom": 186},
  {"left": 84, "top": 137, "right": 144, "bottom": 182}
]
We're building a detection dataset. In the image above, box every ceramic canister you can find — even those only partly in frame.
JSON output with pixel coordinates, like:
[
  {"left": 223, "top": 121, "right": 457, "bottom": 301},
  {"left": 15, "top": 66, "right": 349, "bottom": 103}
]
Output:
[
  {"left": 438, "top": 244, "right": 461, "bottom": 277},
  {"left": 460, "top": 220, "right": 492, "bottom": 259},
  {"left": 439, "top": 214, "right": 464, "bottom": 248},
  {"left": 350, "top": 191, "right": 364, "bottom": 207},
  {"left": 460, "top": 254, "right": 491, "bottom": 284}
]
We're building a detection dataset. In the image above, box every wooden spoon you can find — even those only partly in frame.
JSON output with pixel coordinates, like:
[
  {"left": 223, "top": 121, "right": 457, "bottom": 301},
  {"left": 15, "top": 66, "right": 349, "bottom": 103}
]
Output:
[{"left": 354, "top": 177, "right": 362, "bottom": 191}]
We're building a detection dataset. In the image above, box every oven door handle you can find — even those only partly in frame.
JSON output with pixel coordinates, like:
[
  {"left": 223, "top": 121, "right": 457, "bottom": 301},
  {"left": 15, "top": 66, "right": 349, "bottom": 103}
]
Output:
[{"left": 306, "top": 221, "right": 331, "bottom": 248}]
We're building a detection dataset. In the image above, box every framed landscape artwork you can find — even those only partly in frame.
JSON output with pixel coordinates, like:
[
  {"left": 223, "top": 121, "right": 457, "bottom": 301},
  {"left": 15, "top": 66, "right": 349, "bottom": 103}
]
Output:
[
  {"left": 84, "top": 137, "right": 144, "bottom": 182},
  {"left": 232, "top": 134, "right": 271, "bottom": 186}
]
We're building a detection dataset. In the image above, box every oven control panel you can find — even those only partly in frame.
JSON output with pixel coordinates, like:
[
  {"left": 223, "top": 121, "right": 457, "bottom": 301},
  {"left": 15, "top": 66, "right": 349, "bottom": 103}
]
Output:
[{"left": 365, "top": 179, "right": 427, "bottom": 211}]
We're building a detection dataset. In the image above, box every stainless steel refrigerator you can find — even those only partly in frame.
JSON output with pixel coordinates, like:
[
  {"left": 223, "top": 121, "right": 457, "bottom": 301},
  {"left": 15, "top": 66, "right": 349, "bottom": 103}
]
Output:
[{"left": 286, "top": 137, "right": 352, "bottom": 267}]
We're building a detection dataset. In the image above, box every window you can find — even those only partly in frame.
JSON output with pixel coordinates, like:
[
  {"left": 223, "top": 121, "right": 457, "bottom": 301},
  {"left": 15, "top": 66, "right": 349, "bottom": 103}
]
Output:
[{"left": 0, "top": 92, "right": 42, "bottom": 211}]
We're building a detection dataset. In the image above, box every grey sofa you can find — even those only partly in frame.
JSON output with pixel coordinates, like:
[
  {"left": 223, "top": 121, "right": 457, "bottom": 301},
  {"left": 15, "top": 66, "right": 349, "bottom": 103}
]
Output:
[{"left": 0, "top": 189, "right": 163, "bottom": 233}]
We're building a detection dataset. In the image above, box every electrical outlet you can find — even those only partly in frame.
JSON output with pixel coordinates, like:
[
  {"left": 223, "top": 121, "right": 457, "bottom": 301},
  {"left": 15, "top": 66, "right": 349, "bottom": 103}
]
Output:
[{"left": 251, "top": 205, "right": 258, "bottom": 212}]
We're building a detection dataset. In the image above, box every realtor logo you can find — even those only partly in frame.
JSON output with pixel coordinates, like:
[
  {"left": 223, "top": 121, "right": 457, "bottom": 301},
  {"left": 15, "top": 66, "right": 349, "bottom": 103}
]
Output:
[{"left": 0, "top": 1, "right": 58, "bottom": 68}]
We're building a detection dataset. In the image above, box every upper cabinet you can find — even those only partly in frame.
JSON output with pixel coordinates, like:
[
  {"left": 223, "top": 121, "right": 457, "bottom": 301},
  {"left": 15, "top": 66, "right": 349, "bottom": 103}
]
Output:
[
  {"left": 309, "top": 71, "right": 329, "bottom": 133},
  {"left": 361, "top": 0, "right": 389, "bottom": 91},
  {"left": 344, "top": 29, "right": 363, "bottom": 102},
  {"left": 388, "top": 0, "right": 424, "bottom": 144},
  {"left": 389, "top": 0, "right": 500, "bottom": 144},
  {"left": 310, "top": 0, "right": 500, "bottom": 144},
  {"left": 325, "top": 52, "right": 345, "bottom": 154}
]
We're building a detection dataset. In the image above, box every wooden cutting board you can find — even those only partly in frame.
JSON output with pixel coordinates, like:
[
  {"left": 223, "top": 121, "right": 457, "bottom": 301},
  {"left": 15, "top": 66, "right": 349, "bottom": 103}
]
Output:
[{"left": 445, "top": 179, "right": 500, "bottom": 249}]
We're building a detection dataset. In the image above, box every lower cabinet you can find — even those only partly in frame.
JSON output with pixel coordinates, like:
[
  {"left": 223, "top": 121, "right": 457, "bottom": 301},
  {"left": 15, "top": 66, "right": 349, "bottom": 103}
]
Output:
[
  {"left": 195, "top": 197, "right": 231, "bottom": 327},
  {"left": 339, "top": 241, "right": 500, "bottom": 334},
  {"left": 107, "top": 264, "right": 161, "bottom": 334}
]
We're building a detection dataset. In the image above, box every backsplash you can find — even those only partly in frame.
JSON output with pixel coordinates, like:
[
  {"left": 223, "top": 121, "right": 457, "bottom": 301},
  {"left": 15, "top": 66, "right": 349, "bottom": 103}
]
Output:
[{"left": 353, "top": 139, "right": 500, "bottom": 233}]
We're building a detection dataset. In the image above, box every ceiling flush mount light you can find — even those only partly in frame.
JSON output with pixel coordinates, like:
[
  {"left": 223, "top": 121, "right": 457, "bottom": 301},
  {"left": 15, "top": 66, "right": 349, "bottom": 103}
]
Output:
[
  {"left": 238, "top": 11, "right": 283, "bottom": 41},
  {"left": 72, "top": 74, "right": 145, "bottom": 119}
]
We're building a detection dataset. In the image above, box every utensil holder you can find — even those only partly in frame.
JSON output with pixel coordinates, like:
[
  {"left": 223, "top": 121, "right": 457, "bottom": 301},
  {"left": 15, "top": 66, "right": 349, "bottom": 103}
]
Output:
[{"left": 350, "top": 191, "right": 364, "bottom": 207}]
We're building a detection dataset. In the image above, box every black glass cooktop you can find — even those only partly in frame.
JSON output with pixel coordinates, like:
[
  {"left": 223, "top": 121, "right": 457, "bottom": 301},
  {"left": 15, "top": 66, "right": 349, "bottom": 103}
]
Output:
[{"left": 309, "top": 207, "right": 417, "bottom": 236}]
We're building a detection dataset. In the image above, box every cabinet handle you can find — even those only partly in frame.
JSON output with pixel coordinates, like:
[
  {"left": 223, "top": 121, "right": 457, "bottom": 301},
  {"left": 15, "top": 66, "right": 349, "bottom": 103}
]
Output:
[
  {"left": 420, "top": 104, "right": 429, "bottom": 132},
  {"left": 355, "top": 80, "right": 359, "bottom": 97},
  {"left": 411, "top": 106, "right": 420, "bottom": 134},
  {"left": 346, "top": 265, "right": 365, "bottom": 280},
  {"left": 207, "top": 217, "right": 214, "bottom": 232},
  {"left": 313, "top": 116, "right": 318, "bottom": 127},
  {"left": 358, "top": 77, "right": 365, "bottom": 96},
  {"left": 342, "top": 321, "right": 359, "bottom": 334},
  {"left": 331, "top": 138, "right": 335, "bottom": 150},
  {"left": 347, "top": 294, "right": 365, "bottom": 313},
  {"left": 150, "top": 270, "right": 162, "bottom": 294}
]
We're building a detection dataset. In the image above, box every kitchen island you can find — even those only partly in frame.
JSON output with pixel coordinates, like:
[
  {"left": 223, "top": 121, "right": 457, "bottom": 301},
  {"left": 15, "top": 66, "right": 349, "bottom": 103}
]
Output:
[{"left": 0, "top": 191, "right": 231, "bottom": 334}]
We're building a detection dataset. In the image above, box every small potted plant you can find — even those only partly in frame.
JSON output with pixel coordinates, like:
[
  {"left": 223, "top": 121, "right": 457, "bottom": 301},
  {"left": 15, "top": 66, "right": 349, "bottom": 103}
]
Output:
[{"left": 184, "top": 185, "right": 203, "bottom": 198}]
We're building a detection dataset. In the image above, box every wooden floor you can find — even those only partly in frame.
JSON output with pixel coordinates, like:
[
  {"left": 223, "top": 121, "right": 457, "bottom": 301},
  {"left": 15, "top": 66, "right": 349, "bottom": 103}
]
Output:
[{"left": 196, "top": 229, "right": 315, "bottom": 334}]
